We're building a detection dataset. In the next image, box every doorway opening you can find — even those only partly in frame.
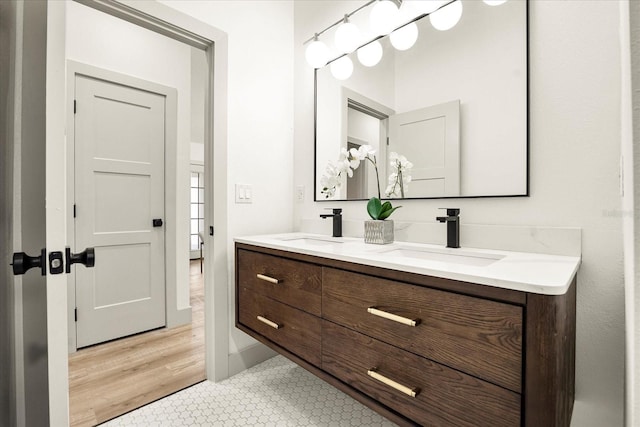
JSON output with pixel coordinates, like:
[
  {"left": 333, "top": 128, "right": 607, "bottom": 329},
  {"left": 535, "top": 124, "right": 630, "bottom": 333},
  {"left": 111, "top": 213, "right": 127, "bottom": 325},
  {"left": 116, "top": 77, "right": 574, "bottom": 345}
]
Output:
[
  {"left": 61, "top": 2, "right": 221, "bottom": 424},
  {"left": 67, "top": 262, "right": 205, "bottom": 426}
]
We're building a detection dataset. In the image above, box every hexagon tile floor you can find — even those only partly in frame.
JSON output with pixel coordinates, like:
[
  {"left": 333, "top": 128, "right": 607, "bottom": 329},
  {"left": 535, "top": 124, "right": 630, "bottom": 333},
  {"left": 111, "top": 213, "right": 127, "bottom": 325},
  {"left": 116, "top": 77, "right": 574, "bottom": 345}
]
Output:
[{"left": 103, "top": 355, "right": 396, "bottom": 426}]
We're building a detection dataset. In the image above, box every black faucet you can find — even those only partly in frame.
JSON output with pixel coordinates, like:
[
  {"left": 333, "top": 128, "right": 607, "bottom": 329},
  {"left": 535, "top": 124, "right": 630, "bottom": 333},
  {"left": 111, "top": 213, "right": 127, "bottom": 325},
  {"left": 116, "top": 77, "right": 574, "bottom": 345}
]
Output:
[
  {"left": 320, "top": 208, "right": 342, "bottom": 238},
  {"left": 436, "top": 208, "right": 460, "bottom": 248}
]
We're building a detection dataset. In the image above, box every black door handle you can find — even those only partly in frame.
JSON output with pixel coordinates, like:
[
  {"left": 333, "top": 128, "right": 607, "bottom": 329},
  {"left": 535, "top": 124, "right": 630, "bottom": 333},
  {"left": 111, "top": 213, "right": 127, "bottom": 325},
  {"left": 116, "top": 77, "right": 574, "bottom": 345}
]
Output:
[
  {"left": 153, "top": 218, "right": 163, "bottom": 227},
  {"left": 10, "top": 249, "right": 46, "bottom": 276},
  {"left": 65, "top": 247, "right": 96, "bottom": 274}
]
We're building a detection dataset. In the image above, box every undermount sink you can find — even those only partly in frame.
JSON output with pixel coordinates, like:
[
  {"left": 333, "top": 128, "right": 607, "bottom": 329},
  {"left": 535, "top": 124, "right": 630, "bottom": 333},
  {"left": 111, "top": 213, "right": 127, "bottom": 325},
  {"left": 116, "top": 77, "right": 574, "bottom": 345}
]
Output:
[{"left": 382, "top": 247, "right": 504, "bottom": 267}]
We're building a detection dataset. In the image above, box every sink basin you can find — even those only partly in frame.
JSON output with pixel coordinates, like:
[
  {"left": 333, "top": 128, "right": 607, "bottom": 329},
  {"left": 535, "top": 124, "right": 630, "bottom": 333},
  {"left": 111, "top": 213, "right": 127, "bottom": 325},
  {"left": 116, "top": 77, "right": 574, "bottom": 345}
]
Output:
[
  {"left": 278, "top": 237, "right": 344, "bottom": 247},
  {"left": 382, "top": 248, "right": 504, "bottom": 267}
]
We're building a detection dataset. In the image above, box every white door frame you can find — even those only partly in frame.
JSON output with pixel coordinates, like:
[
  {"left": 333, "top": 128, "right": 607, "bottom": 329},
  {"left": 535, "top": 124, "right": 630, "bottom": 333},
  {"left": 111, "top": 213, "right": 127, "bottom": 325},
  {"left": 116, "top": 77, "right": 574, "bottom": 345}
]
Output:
[
  {"left": 65, "top": 61, "right": 182, "bottom": 352},
  {"left": 46, "top": 1, "right": 229, "bottom": 424}
]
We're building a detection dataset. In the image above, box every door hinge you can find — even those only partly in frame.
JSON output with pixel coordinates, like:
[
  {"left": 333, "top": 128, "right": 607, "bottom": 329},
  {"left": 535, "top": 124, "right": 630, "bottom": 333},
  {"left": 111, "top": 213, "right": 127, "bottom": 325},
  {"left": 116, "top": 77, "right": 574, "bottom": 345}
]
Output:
[
  {"left": 74, "top": 100, "right": 77, "bottom": 114},
  {"left": 73, "top": 204, "right": 76, "bottom": 218},
  {"left": 209, "top": 226, "right": 214, "bottom": 236},
  {"left": 74, "top": 308, "right": 77, "bottom": 322},
  {"left": 386, "top": 137, "right": 389, "bottom": 146}
]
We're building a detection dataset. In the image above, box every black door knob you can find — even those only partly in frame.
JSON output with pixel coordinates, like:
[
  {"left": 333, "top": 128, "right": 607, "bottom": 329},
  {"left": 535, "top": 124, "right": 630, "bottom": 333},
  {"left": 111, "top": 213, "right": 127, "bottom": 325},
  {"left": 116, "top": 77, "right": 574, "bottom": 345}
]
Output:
[
  {"left": 65, "top": 247, "right": 96, "bottom": 274},
  {"left": 10, "top": 249, "right": 46, "bottom": 276},
  {"left": 152, "top": 218, "right": 163, "bottom": 227}
]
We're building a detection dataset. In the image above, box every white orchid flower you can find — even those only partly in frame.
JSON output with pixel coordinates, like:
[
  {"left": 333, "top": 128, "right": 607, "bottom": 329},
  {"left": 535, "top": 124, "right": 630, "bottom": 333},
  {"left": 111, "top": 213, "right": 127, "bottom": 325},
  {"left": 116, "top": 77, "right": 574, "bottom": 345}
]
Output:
[
  {"left": 322, "top": 144, "right": 387, "bottom": 200},
  {"left": 385, "top": 152, "right": 413, "bottom": 198},
  {"left": 348, "top": 148, "right": 361, "bottom": 169},
  {"left": 358, "top": 145, "right": 376, "bottom": 158},
  {"left": 320, "top": 161, "right": 343, "bottom": 198}
]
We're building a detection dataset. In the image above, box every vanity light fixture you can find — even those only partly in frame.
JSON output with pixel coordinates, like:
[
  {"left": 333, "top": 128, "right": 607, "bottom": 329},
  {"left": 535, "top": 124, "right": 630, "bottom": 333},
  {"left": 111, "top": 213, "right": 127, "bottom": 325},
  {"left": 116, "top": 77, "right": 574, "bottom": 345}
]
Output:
[
  {"left": 330, "top": 56, "right": 354, "bottom": 80},
  {"left": 335, "top": 15, "right": 362, "bottom": 54},
  {"left": 369, "top": 0, "right": 400, "bottom": 36},
  {"left": 390, "top": 22, "right": 419, "bottom": 51},
  {"left": 402, "top": 0, "right": 446, "bottom": 17},
  {"left": 304, "top": 0, "right": 509, "bottom": 75},
  {"left": 430, "top": 0, "right": 463, "bottom": 31},
  {"left": 357, "top": 40, "right": 383, "bottom": 67},
  {"left": 305, "top": 34, "right": 330, "bottom": 69}
]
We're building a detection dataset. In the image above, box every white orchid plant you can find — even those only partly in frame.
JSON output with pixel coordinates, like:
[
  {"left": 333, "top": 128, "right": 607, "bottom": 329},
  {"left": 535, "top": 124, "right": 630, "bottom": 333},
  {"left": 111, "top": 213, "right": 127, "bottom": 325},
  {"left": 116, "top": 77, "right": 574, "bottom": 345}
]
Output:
[
  {"left": 320, "top": 145, "right": 412, "bottom": 220},
  {"left": 384, "top": 152, "right": 413, "bottom": 198},
  {"left": 320, "top": 145, "right": 382, "bottom": 199}
]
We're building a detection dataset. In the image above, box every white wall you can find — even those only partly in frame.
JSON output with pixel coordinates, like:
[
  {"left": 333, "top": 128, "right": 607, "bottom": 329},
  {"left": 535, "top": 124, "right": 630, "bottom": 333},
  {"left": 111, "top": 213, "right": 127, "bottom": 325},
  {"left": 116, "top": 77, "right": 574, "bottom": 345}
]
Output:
[
  {"left": 348, "top": 108, "right": 380, "bottom": 147},
  {"left": 160, "top": 1, "right": 295, "bottom": 355},
  {"left": 190, "top": 47, "right": 206, "bottom": 146},
  {"left": 295, "top": 1, "right": 624, "bottom": 425},
  {"left": 66, "top": 2, "right": 193, "bottom": 317},
  {"left": 190, "top": 143, "right": 204, "bottom": 164}
]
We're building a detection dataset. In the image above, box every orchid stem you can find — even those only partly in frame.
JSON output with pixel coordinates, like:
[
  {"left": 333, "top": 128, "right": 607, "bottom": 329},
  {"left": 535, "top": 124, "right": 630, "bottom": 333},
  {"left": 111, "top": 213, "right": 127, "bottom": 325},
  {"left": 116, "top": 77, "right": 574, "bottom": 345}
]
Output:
[{"left": 367, "top": 155, "right": 381, "bottom": 199}]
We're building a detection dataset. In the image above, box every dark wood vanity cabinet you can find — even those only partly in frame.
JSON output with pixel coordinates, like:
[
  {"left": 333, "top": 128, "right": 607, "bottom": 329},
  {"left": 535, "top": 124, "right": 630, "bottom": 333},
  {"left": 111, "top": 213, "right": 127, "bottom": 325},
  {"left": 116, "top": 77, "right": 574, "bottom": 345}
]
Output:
[{"left": 235, "top": 243, "right": 576, "bottom": 427}]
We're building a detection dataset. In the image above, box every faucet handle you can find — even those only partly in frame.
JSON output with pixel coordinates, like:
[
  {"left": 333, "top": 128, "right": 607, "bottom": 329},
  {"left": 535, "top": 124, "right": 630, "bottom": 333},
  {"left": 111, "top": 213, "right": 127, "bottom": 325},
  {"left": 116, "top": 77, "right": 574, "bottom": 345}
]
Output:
[
  {"left": 438, "top": 208, "right": 460, "bottom": 216},
  {"left": 324, "top": 208, "right": 342, "bottom": 215}
]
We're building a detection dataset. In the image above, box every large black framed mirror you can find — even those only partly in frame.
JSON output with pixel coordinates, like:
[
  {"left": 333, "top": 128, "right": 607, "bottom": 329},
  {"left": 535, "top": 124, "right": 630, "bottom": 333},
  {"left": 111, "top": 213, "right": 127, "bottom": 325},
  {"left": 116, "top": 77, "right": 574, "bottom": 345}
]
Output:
[{"left": 314, "top": 0, "right": 528, "bottom": 201}]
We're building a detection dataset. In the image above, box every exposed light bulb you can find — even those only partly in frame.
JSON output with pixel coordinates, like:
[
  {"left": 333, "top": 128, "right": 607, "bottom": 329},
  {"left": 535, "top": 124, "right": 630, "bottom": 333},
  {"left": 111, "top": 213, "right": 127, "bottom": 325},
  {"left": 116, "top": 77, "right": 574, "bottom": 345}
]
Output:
[
  {"left": 430, "top": 0, "right": 463, "bottom": 31},
  {"left": 330, "top": 56, "right": 354, "bottom": 80},
  {"left": 483, "top": 0, "right": 508, "bottom": 5},
  {"left": 370, "top": 0, "right": 399, "bottom": 36},
  {"left": 405, "top": 0, "right": 446, "bottom": 16},
  {"left": 390, "top": 22, "right": 419, "bottom": 51},
  {"left": 398, "top": 1, "right": 423, "bottom": 23},
  {"left": 334, "top": 19, "right": 362, "bottom": 54},
  {"left": 305, "top": 38, "right": 330, "bottom": 68},
  {"left": 357, "top": 41, "right": 383, "bottom": 67}
]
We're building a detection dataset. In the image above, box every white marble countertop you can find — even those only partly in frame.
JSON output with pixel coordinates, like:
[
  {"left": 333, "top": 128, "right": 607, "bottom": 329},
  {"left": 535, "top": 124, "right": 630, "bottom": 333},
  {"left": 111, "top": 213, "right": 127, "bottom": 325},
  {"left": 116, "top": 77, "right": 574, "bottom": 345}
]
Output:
[{"left": 234, "top": 232, "right": 581, "bottom": 295}]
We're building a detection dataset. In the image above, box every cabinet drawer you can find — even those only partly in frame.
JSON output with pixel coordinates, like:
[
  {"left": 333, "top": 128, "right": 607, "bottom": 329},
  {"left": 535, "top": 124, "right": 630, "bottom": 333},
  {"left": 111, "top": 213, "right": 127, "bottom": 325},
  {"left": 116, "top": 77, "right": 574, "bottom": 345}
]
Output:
[
  {"left": 323, "top": 321, "right": 521, "bottom": 427},
  {"left": 237, "top": 249, "right": 322, "bottom": 316},
  {"left": 238, "top": 286, "right": 322, "bottom": 366},
  {"left": 323, "top": 267, "right": 522, "bottom": 392}
]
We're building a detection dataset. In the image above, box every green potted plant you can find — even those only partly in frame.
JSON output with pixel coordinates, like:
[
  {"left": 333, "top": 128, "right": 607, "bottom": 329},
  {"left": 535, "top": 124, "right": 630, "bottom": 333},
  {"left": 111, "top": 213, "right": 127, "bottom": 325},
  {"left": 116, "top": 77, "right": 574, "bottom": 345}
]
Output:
[{"left": 365, "top": 197, "right": 401, "bottom": 244}]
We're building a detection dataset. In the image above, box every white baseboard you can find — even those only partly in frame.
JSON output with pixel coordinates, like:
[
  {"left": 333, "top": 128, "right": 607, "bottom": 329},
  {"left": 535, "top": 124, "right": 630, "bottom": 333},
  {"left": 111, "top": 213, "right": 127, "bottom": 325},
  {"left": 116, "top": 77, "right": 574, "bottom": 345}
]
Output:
[{"left": 228, "top": 343, "right": 278, "bottom": 378}]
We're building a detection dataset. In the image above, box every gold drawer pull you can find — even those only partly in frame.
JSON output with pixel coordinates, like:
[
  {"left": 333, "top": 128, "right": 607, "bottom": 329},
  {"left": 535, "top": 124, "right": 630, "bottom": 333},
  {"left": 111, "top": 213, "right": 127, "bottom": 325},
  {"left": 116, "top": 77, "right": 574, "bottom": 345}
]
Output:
[
  {"left": 257, "top": 273, "right": 280, "bottom": 284},
  {"left": 257, "top": 315, "right": 280, "bottom": 329},
  {"left": 367, "top": 368, "right": 419, "bottom": 398},
  {"left": 367, "top": 307, "right": 419, "bottom": 327}
]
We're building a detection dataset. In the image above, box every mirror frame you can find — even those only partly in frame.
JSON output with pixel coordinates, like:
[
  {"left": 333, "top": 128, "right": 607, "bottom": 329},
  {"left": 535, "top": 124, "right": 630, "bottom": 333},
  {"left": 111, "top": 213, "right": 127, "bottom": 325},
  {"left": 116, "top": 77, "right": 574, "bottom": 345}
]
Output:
[{"left": 313, "top": 0, "right": 529, "bottom": 202}]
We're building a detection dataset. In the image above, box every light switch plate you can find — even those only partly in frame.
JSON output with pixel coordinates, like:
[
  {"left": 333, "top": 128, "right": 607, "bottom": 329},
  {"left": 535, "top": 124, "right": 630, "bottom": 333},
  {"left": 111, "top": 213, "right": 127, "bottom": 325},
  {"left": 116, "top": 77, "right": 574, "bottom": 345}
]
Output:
[
  {"left": 296, "top": 185, "right": 305, "bottom": 202},
  {"left": 235, "top": 184, "right": 252, "bottom": 204}
]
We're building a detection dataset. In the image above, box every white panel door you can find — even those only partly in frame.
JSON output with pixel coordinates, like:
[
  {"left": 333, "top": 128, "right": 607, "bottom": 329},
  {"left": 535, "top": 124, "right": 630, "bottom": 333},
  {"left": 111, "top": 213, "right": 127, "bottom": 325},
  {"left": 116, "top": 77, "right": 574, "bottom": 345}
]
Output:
[
  {"left": 389, "top": 100, "right": 460, "bottom": 197},
  {"left": 74, "top": 74, "right": 166, "bottom": 348}
]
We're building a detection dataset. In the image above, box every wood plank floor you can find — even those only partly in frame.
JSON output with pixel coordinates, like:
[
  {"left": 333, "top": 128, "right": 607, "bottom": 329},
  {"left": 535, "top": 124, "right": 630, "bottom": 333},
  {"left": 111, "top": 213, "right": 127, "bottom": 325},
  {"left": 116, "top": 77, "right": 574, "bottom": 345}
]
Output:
[{"left": 68, "top": 260, "right": 206, "bottom": 427}]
